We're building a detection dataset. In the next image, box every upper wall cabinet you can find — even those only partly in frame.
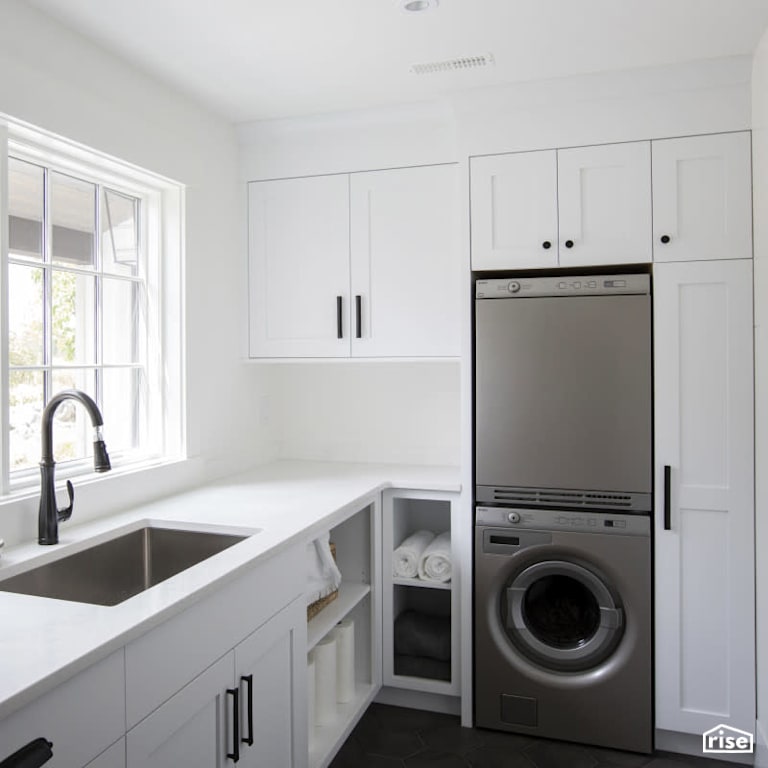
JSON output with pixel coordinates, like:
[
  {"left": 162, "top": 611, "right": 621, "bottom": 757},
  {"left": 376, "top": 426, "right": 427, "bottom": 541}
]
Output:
[
  {"left": 249, "top": 174, "right": 350, "bottom": 358},
  {"left": 350, "top": 165, "right": 460, "bottom": 358},
  {"left": 470, "top": 141, "right": 652, "bottom": 270},
  {"left": 652, "top": 132, "right": 752, "bottom": 262},
  {"left": 248, "top": 164, "right": 460, "bottom": 359}
]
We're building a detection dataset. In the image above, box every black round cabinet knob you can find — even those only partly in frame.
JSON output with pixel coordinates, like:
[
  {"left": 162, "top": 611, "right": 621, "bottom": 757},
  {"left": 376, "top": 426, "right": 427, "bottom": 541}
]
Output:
[
  {"left": 660, "top": 235, "right": 671, "bottom": 244},
  {"left": 542, "top": 241, "right": 552, "bottom": 249},
  {"left": 565, "top": 240, "right": 574, "bottom": 249}
]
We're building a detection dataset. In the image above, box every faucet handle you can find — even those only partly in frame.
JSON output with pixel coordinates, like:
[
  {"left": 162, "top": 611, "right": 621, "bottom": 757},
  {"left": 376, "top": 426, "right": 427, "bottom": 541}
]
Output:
[{"left": 58, "top": 480, "right": 74, "bottom": 523}]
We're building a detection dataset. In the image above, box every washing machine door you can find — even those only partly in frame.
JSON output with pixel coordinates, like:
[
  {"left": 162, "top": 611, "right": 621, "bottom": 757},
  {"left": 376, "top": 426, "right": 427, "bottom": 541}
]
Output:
[{"left": 504, "top": 559, "right": 623, "bottom": 671}]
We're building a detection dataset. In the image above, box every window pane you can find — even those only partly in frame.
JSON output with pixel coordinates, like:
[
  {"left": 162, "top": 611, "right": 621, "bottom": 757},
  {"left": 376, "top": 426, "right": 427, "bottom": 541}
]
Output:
[
  {"left": 9, "top": 369, "right": 44, "bottom": 471},
  {"left": 8, "top": 158, "right": 44, "bottom": 261},
  {"left": 8, "top": 264, "right": 44, "bottom": 366},
  {"left": 52, "top": 270, "right": 96, "bottom": 365},
  {"left": 50, "top": 172, "right": 95, "bottom": 268},
  {"left": 102, "top": 188, "right": 139, "bottom": 276},
  {"left": 102, "top": 278, "right": 142, "bottom": 364},
  {"left": 102, "top": 367, "right": 143, "bottom": 454},
  {"left": 51, "top": 369, "right": 96, "bottom": 463}
]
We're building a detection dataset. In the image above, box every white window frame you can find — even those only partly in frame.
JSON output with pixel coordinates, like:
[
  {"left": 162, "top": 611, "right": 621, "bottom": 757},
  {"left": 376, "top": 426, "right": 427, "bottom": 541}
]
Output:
[{"left": 0, "top": 117, "right": 186, "bottom": 495}]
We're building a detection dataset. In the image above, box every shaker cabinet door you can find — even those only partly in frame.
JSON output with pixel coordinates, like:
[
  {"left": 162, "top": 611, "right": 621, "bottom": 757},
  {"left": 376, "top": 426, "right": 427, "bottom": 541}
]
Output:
[
  {"left": 653, "top": 259, "right": 754, "bottom": 737},
  {"left": 350, "top": 164, "right": 461, "bottom": 357},
  {"left": 248, "top": 174, "right": 350, "bottom": 358},
  {"left": 557, "top": 141, "right": 652, "bottom": 266},
  {"left": 470, "top": 150, "right": 558, "bottom": 270},
  {"left": 652, "top": 132, "right": 752, "bottom": 262}
]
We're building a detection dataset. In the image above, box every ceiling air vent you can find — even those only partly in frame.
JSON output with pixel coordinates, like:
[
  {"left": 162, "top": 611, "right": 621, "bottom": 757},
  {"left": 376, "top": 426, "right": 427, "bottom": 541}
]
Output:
[{"left": 410, "top": 53, "right": 495, "bottom": 75}]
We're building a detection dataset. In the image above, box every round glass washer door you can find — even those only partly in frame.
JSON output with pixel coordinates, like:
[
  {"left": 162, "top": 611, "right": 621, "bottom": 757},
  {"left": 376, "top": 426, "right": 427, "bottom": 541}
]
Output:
[{"left": 503, "top": 559, "right": 624, "bottom": 671}]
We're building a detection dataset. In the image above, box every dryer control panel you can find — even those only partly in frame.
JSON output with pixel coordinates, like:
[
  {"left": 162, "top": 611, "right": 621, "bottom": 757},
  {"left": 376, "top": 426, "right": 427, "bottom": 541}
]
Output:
[{"left": 475, "top": 506, "right": 650, "bottom": 537}]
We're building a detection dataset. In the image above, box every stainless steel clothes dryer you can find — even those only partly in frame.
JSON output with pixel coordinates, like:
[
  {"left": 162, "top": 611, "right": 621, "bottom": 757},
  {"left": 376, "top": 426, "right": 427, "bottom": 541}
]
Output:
[{"left": 474, "top": 506, "right": 652, "bottom": 753}]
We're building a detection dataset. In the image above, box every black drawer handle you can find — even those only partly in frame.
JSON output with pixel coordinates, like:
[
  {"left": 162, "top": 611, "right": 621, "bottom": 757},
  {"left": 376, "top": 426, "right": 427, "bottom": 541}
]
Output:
[
  {"left": 542, "top": 240, "right": 552, "bottom": 250},
  {"left": 660, "top": 234, "right": 671, "bottom": 244},
  {"left": 241, "top": 674, "right": 254, "bottom": 747},
  {"left": 336, "top": 296, "right": 343, "bottom": 339},
  {"left": 0, "top": 739, "right": 53, "bottom": 768},
  {"left": 227, "top": 687, "right": 240, "bottom": 763},
  {"left": 664, "top": 465, "right": 672, "bottom": 531},
  {"left": 564, "top": 240, "right": 574, "bottom": 249}
]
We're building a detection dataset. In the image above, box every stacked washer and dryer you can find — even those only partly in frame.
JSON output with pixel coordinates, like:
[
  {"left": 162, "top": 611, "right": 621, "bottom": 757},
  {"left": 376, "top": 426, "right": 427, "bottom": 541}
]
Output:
[{"left": 473, "top": 273, "right": 653, "bottom": 754}]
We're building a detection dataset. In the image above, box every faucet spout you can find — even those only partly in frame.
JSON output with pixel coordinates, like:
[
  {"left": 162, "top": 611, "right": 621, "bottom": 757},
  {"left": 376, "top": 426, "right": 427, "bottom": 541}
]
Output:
[{"left": 38, "top": 389, "right": 111, "bottom": 545}]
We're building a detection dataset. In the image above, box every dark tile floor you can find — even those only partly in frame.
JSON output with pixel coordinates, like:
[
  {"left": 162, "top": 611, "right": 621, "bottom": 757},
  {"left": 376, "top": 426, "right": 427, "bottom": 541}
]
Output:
[{"left": 329, "top": 704, "right": 737, "bottom": 768}]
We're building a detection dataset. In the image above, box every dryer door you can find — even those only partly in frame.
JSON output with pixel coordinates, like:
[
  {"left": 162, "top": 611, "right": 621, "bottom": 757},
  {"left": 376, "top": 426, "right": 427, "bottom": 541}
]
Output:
[{"left": 504, "top": 559, "right": 623, "bottom": 671}]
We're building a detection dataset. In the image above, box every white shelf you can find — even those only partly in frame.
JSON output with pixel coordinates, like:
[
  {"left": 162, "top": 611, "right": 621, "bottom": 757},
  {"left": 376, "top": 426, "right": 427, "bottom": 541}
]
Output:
[
  {"left": 307, "top": 581, "right": 371, "bottom": 651},
  {"left": 308, "top": 682, "right": 378, "bottom": 768},
  {"left": 393, "top": 577, "right": 451, "bottom": 591}
]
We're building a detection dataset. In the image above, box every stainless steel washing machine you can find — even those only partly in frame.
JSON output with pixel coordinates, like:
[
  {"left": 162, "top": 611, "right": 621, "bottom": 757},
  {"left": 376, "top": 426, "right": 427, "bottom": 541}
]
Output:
[{"left": 474, "top": 506, "right": 652, "bottom": 753}]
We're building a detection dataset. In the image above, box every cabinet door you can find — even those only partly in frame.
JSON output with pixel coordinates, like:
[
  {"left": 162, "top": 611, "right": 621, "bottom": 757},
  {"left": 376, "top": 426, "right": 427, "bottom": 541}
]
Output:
[
  {"left": 653, "top": 259, "right": 754, "bottom": 736},
  {"left": 652, "top": 132, "right": 752, "bottom": 262},
  {"left": 235, "top": 598, "right": 307, "bottom": 768},
  {"left": 469, "top": 151, "right": 558, "bottom": 270},
  {"left": 126, "top": 653, "right": 234, "bottom": 768},
  {"left": 349, "top": 164, "right": 461, "bottom": 357},
  {"left": 557, "top": 141, "right": 652, "bottom": 266},
  {"left": 248, "top": 175, "right": 350, "bottom": 358}
]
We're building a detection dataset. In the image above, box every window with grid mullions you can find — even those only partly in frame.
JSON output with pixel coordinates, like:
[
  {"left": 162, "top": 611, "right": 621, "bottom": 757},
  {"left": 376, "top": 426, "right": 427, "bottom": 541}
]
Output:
[{"left": 7, "top": 155, "right": 147, "bottom": 479}]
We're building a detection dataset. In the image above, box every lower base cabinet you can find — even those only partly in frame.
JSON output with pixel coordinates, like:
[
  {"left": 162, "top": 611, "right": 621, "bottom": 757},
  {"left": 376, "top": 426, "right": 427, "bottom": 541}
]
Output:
[{"left": 127, "top": 597, "right": 306, "bottom": 768}]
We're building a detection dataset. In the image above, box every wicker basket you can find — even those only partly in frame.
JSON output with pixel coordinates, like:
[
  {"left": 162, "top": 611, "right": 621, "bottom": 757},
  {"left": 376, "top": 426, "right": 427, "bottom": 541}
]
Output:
[{"left": 307, "top": 542, "right": 338, "bottom": 621}]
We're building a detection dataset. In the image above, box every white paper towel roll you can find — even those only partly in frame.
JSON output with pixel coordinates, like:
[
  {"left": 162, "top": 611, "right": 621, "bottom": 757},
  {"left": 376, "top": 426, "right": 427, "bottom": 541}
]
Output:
[
  {"left": 307, "top": 653, "right": 316, "bottom": 742},
  {"left": 332, "top": 619, "right": 355, "bottom": 703},
  {"left": 314, "top": 635, "right": 337, "bottom": 726}
]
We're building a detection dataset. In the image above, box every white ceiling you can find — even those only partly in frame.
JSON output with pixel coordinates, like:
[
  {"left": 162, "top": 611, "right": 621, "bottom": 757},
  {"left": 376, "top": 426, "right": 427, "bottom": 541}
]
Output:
[{"left": 24, "top": 0, "right": 768, "bottom": 124}]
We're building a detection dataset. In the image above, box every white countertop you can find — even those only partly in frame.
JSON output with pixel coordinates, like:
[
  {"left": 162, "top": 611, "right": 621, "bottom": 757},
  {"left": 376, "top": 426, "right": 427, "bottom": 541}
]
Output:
[{"left": 0, "top": 460, "right": 460, "bottom": 721}]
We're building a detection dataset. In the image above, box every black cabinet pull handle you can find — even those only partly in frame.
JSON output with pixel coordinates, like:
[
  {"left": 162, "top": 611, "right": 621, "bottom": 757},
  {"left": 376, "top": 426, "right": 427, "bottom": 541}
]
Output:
[
  {"left": 241, "top": 674, "right": 254, "bottom": 747},
  {"left": 664, "top": 465, "right": 672, "bottom": 531},
  {"left": 355, "top": 295, "right": 362, "bottom": 339},
  {"left": 660, "top": 234, "right": 671, "bottom": 244},
  {"left": 564, "top": 240, "right": 574, "bottom": 249},
  {"left": 0, "top": 738, "right": 53, "bottom": 768},
  {"left": 336, "top": 296, "right": 343, "bottom": 339},
  {"left": 226, "top": 688, "right": 240, "bottom": 763},
  {"left": 542, "top": 240, "right": 552, "bottom": 250}
]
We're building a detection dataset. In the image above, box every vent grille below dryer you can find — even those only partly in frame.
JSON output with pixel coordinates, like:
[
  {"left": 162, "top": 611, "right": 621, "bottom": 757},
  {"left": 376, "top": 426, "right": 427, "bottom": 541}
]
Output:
[{"left": 478, "top": 486, "right": 651, "bottom": 513}]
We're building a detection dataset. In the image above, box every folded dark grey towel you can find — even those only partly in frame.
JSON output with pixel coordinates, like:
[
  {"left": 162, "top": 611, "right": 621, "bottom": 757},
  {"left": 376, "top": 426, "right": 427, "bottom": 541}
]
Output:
[
  {"left": 393, "top": 609, "right": 451, "bottom": 662},
  {"left": 394, "top": 654, "right": 451, "bottom": 682}
]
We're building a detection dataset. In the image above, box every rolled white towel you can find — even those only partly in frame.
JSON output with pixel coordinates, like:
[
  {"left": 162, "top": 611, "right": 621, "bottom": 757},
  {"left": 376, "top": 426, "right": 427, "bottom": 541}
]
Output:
[
  {"left": 418, "top": 531, "right": 452, "bottom": 583},
  {"left": 393, "top": 530, "right": 435, "bottom": 578},
  {"left": 305, "top": 533, "right": 342, "bottom": 606}
]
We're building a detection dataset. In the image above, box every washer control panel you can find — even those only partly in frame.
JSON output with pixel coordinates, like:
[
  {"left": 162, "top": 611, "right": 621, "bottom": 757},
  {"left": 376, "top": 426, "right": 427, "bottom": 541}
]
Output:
[{"left": 476, "top": 506, "right": 650, "bottom": 536}]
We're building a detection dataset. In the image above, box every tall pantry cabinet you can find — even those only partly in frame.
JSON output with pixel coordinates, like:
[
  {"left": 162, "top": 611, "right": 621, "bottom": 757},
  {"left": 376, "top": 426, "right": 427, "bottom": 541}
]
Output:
[{"left": 651, "top": 131, "right": 755, "bottom": 744}]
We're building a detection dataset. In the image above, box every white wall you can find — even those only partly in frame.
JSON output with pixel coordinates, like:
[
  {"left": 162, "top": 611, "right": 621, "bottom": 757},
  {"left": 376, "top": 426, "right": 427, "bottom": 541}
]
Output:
[
  {"left": 0, "top": 0, "right": 276, "bottom": 545},
  {"left": 751, "top": 32, "right": 768, "bottom": 768}
]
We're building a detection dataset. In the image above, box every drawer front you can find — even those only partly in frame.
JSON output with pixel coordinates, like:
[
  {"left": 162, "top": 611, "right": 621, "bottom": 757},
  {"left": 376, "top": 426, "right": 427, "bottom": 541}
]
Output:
[
  {"left": 0, "top": 650, "right": 125, "bottom": 768},
  {"left": 125, "top": 545, "right": 304, "bottom": 728}
]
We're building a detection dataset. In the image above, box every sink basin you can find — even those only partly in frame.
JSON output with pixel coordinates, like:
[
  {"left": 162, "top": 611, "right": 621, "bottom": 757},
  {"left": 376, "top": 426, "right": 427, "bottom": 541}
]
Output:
[{"left": 0, "top": 526, "right": 249, "bottom": 606}]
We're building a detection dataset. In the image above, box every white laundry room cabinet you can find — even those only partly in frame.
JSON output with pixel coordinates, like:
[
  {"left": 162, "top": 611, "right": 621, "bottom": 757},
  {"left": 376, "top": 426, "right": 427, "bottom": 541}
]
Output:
[
  {"left": 651, "top": 131, "right": 752, "bottom": 263},
  {"left": 248, "top": 163, "right": 460, "bottom": 359},
  {"left": 470, "top": 141, "right": 652, "bottom": 270},
  {"left": 653, "top": 258, "right": 755, "bottom": 744}
]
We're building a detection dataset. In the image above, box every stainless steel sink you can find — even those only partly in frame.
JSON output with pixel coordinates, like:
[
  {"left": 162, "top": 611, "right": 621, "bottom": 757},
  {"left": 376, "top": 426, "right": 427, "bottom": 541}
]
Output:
[{"left": 0, "top": 526, "right": 249, "bottom": 606}]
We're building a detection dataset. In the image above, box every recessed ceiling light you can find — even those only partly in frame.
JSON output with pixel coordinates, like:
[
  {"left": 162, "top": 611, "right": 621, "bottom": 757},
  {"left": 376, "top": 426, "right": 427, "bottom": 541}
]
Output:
[{"left": 399, "top": 0, "right": 439, "bottom": 13}]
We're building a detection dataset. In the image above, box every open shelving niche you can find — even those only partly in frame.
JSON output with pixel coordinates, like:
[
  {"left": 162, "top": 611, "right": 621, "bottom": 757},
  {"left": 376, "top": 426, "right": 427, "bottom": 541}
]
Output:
[
  {"left": 382, "top": 489, "right": 460, "bottom": 705},
  {"left": 306, "top": 498, "right": 382, "bottom": 768}
]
